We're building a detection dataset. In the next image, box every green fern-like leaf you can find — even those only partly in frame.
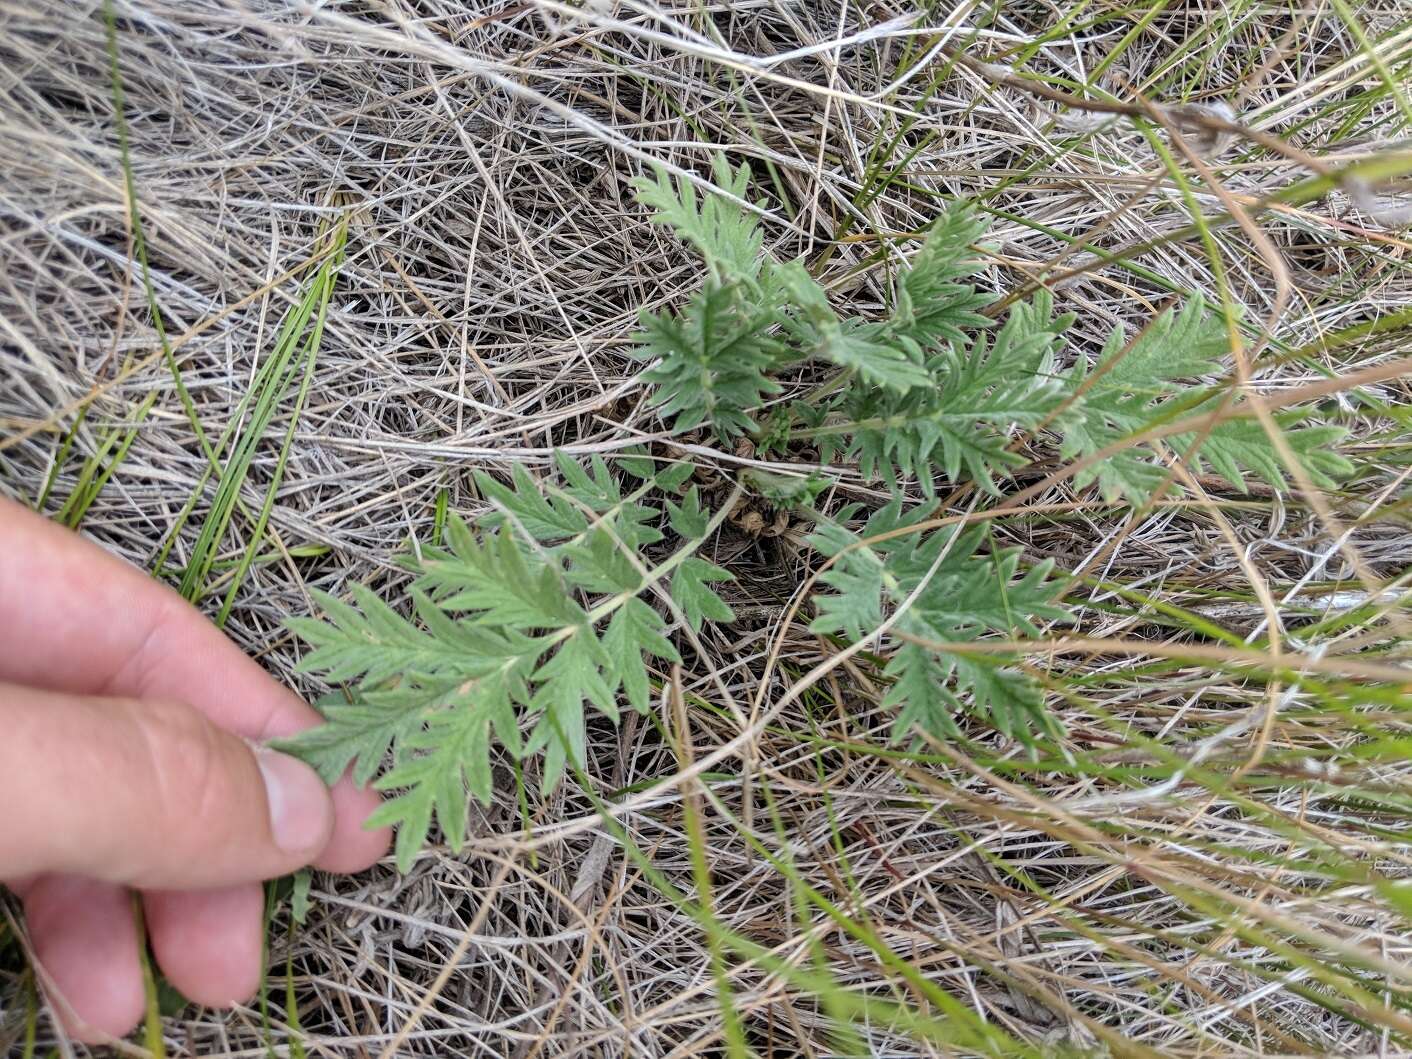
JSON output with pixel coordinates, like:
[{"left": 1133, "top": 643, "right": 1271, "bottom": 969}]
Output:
[
  {"left": 841, "top": 293, "right": 1072, "bottom": 494},
  {"left": 891, "top": 206, "right": 995, "bottom": 350},
  {"left": 603, "top": 598, "right": 680, "bottom": 713},
  {"left": 1173, "top": 416, "right": 1353, "bottom": 494},
  {"left": 285, "top": 692, "right": 432, "bottom": 789},
  {"left": 634, "top": 157, "right": 765, "bottom": 284},
  {"left": 366, "top": 674, "right": 521, "bottom": 869},
  {"left": 633, "top": 166, "right": 1351, "bottom": 503},
  {"left": 774, "top": 261, "right": 932, "bottom": 394},
  {"left": 525, "top": 625, "right": 620, "bottom": 789},
  {"left": 1059, "top": 298, "right": 1352, "bottom": 501},
  {"left": 634, "top": 283, "right": 786, "bottom": 439},
  {"left": 280, "top": 457, "right": 735, "bottom": 870},
  {"left": 808, "top": 501, "right": 1068, "bottom": 745},
  {"left": 672, "top": 555, "right": 735, "bottom": 632}
]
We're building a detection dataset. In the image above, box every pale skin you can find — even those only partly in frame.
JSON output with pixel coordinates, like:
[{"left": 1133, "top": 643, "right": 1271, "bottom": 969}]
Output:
[{"left": 0, "top": 499, "right": 391, "bottom": 1042}]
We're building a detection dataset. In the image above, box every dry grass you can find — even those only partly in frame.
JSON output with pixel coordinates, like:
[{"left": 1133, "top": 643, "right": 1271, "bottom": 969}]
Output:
[{"left": 3, "top": 1, "right": 1412, "bottom": 1055}]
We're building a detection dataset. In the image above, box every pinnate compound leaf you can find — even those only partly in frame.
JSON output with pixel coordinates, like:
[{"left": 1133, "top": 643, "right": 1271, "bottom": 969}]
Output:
[
  {"left": 665, "top": 485, "right": 711, "bottom": 538},
  {"left": 475, "top": 463, "right": 586, "bottom": 543},
  {"left": 635, "top": 283, "right": 785, "bottom": 439},
  {"left": 883, "top": 643, "right": 963, "bottom": 742},
  {"left": 603, "top": 598, "right": 680, "bottom": 713},
  {"left": 274, "top": 693, "right": 429, "bottom": 789},
  {"left": 1174, "top": 417, "right": 1353, "bottom": 494},
  {"left": 843, "top": 292, "right": 1071, "bottom": 494},
  {"left": 893, "top": 205, "right": 995, "bottom": 348},
  {"left": 633, "top": 156, "right": 764, "bottom": 284},
  {"left": 527, "top": 628, "right": 618, "bottom": 791},
  {"left": 1059, "top": 298, "right": 1353, "bottom": 501},
  {"left": 774, "top": 261, "right": 931, "bottom": 394},
  {"left": 631, "top": 172, "right": 1351, "bottom": 506},
  {"left": 287, "top": 175, "right": 1362, "bottom": 881},
  {"left": 811, "top": 504, "right": 1067, "bottom": 746},
  {"left": 285, "top": 456, "right": 736, "bottom": 869},
  {"left": 366, "top": 674, "right": 519, "bottom": 869}
]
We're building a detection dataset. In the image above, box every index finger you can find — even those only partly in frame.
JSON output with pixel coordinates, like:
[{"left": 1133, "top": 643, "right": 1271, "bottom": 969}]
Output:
[
  {"left": 0, "top": 498, "right": 388, "bottom": 871},
  {"left": 0, "top": 498, "right": 305, "bottom": 738}
]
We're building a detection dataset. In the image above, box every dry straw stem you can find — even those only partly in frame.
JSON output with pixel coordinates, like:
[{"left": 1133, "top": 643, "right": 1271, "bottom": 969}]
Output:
[{"left": 4, "top": 1, "right": 1412, "bottom": 1056}]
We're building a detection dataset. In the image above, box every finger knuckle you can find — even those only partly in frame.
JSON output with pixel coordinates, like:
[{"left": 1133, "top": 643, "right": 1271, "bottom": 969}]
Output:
[{"left": 124, "top": 698, "right": 238, "bottom": 862}]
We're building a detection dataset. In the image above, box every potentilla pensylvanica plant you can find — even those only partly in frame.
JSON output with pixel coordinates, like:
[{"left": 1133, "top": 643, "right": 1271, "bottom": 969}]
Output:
[{"left": 280, "top": 158, "right": 1352, "bottom": 868}]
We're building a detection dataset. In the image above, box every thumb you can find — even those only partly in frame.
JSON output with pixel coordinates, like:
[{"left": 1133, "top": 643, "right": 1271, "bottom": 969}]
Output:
[{"left": 0, "top": 680, "right": 334, "bottom": 889}]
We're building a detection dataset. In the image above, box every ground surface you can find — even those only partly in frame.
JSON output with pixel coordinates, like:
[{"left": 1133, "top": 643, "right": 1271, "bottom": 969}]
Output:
[{"left": 3, "top": 1, "right": 1412, "bottom": 1056}]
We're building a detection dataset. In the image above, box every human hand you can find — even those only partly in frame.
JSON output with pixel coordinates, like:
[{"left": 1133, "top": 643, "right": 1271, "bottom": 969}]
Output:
[{"left": 0, "top": 499, "right": 390, "bottom": 1042}]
